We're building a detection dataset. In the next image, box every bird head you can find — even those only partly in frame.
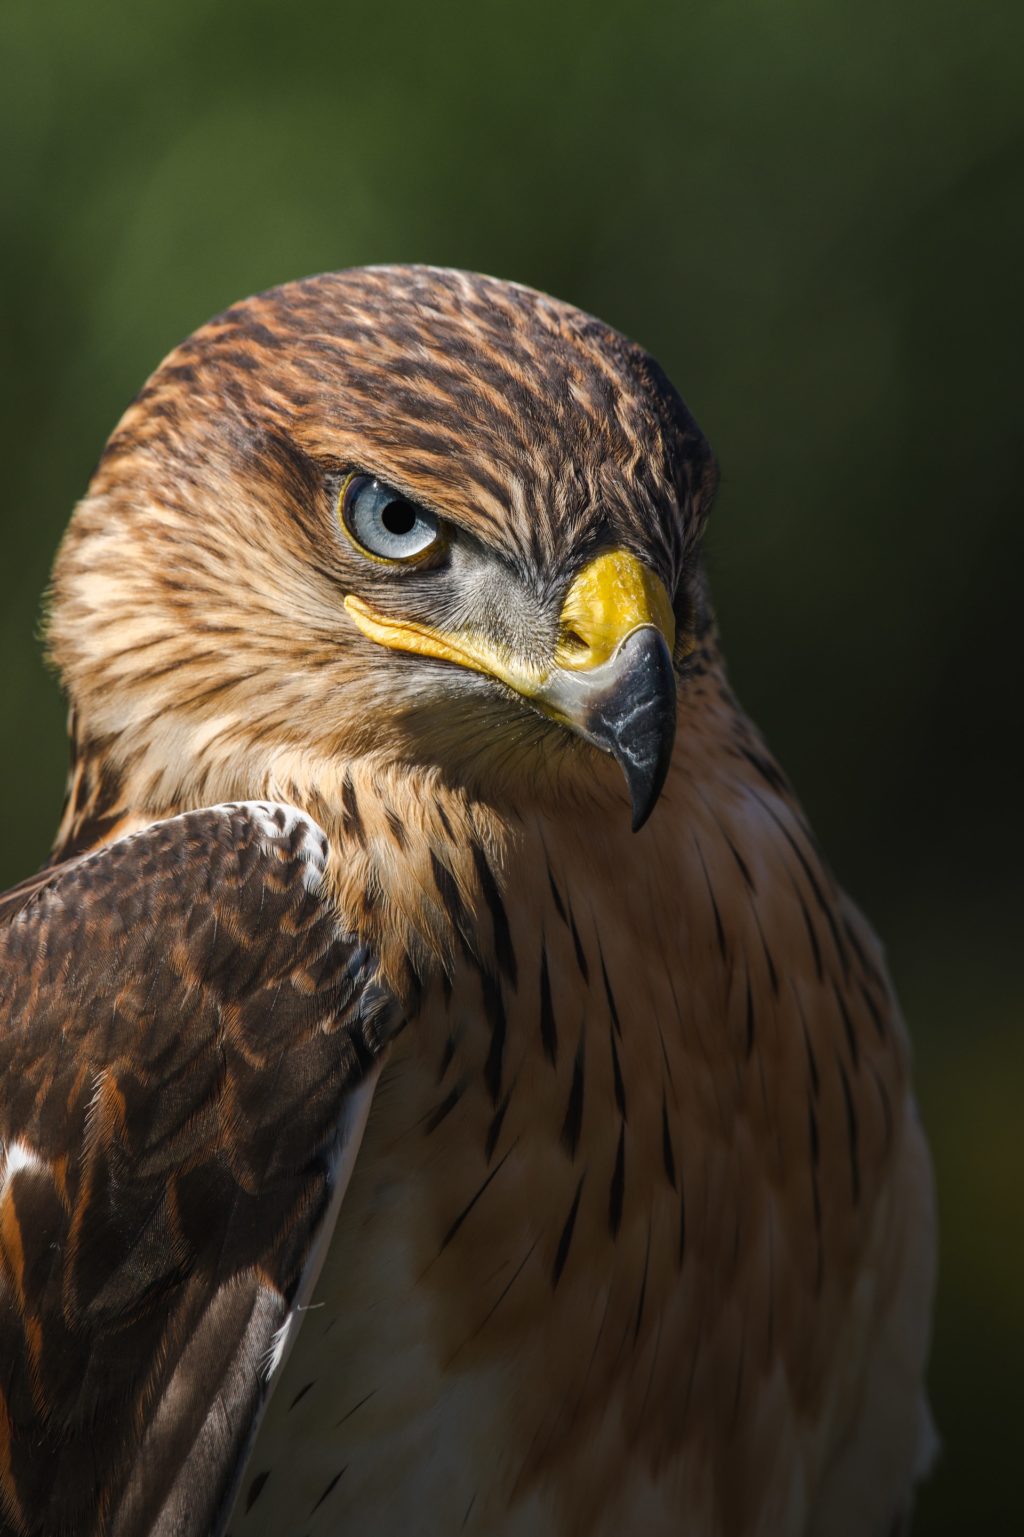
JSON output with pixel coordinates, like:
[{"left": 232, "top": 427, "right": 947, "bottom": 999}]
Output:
[{"left": 48, "top": 267, "right": 718, "bottom": 847}]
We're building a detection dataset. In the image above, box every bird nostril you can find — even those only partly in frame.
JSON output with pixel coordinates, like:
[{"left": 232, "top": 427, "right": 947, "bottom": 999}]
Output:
[{"left": 560, "top": 627, "right": 591, "bottom": 657}]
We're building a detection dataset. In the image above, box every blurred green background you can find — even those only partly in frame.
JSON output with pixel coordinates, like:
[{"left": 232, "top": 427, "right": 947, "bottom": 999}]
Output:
[{"left": 2, "top": 0, "right": 1020, "bottom": 1529}]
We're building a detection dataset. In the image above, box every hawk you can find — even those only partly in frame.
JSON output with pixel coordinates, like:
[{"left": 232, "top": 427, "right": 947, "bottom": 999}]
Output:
[{"left": 0, "top": 267, "right": 935, "bottom": 1537}]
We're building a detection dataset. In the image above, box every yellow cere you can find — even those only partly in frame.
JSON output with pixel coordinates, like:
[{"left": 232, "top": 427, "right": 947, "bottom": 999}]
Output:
[{"left": 554, "top": 550, "right": 675, "bottom": 669}]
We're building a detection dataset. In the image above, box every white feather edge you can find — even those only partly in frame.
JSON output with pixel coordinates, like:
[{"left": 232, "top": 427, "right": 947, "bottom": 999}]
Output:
[
  {"left": 115, "top": 1054, "right": 384, "bottom": 1537},
  {"left": 10, "top": 800, "right": 333, "bottom": 917},
  {"left": 261, "top": 1063, "right": 381, "bottom": 1385},
  {"left": 0, "top": 1139, "right": 46, "bottom": 1199}
]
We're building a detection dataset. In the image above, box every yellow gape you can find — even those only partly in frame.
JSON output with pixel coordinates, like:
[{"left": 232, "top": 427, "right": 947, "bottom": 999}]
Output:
[{"left": 344, "top": 548, "right": 674, "bottom": 697}]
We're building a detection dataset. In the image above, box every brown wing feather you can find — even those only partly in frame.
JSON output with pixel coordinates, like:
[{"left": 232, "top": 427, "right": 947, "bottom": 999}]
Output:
[
  {"left": 0, "top": 866, "right": 70, "bottom": 925},
  {"left": 0, "top": 802, "right": 398, "bottom": 1537}
]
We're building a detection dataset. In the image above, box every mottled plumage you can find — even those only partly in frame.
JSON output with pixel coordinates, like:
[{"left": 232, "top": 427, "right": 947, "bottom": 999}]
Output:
[
  {"left": 0, "top": 804, "right": 394, "bottom": 1535},
  {"left": 0, "top": 267, "right": 934, "bottom": 1536}
]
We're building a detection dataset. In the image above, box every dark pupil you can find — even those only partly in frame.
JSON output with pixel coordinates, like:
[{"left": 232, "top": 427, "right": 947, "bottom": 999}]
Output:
[{"left": 381, "top": 500, "right": 417, "bottom": 537}]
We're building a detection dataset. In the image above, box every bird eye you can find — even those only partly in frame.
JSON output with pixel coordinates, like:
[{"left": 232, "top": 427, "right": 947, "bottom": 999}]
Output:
[{"left": 339, "top": 474, "right": 442, "bottom": 562}]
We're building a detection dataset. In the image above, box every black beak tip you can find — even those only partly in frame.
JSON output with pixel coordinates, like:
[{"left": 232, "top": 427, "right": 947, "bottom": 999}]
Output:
[
  {"left": 628, "top": 765, "right": 669, "bottom": 832},
  {"left": 585, "top": 626, "right": 678, "bottom": 833},
  {"left": 624, "top": 712, "right": 676, "bottom": 832}
]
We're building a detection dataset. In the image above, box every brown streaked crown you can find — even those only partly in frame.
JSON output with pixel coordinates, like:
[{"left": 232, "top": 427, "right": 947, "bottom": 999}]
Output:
[{"left": 92, "top": 266, "right": 716, "bottom": 582}]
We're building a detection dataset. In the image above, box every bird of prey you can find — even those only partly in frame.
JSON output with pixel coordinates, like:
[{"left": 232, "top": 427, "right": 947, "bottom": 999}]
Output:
[{"left": 0, "top": 267, "right": 935, "bottom": 1537}]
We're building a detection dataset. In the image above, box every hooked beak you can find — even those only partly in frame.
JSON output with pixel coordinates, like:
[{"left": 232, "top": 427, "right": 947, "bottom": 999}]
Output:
[
  {"left": 539, "top": 620, "right": 676, "bottom": 831},
  {"left": 345, "top": 549, "right": 679, "bottom": 829}
]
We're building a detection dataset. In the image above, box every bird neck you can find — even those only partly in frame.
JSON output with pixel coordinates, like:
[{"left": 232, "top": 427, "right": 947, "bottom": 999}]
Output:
[
  {"left": 51, "top": 713, "right": 136, "bottom": 863},
  {"left": 261, "top": 752, "right": 519, "bottom": 1006},
  {"left": 48, "top": 638, "right": 733, "bottom": 1008}
]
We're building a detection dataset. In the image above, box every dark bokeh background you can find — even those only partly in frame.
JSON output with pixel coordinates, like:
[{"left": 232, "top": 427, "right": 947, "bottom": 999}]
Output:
[{"left": 2, "top": 1, "right": 1021, "bottom": 1529}]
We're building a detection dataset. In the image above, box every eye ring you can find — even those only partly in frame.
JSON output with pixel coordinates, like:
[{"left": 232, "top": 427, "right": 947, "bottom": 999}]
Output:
[{"left": 338, "top": 473, "right": 445, "bottom": 564}]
